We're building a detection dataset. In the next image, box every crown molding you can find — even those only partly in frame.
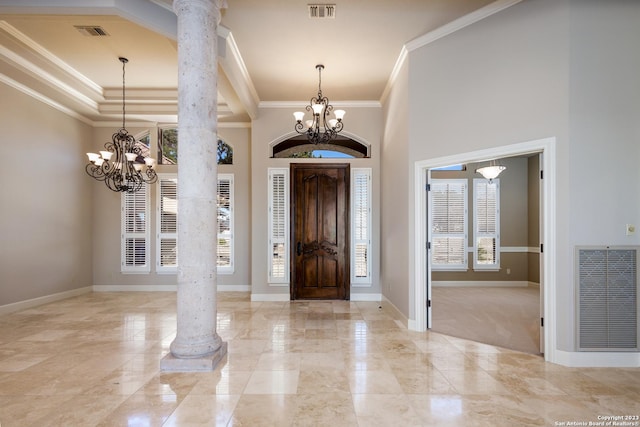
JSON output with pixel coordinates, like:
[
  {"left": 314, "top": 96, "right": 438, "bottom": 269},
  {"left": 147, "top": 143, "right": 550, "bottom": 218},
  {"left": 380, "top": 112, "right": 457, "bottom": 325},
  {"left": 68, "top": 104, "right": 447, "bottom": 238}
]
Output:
[
  {"left": 0, "top": 73, "right": 94, "bottom": 125},
  {"left": 259, "top": 100, "right": 382, "bottom": 109},
  {"left": 381, "top": 0, "right": 523, "bottom": 104}
]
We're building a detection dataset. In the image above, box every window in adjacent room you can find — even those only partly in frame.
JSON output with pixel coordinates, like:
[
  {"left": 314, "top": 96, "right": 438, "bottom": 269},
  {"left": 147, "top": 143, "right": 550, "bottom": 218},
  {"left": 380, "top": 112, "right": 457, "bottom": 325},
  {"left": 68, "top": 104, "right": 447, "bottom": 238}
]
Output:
[
  {"left": 430, "top": 179, "right": 468, "bottom": 270},
  {"left": 473, "top": 178, "right": 500, "bottom": 270}
]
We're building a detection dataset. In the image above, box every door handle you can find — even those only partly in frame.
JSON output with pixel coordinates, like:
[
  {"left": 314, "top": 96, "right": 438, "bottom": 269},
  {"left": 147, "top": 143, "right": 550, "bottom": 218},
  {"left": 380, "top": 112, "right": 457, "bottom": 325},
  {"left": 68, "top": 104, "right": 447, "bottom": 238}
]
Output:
[{"left": 297, "top": 241, "right": 302, "bottom": 256}]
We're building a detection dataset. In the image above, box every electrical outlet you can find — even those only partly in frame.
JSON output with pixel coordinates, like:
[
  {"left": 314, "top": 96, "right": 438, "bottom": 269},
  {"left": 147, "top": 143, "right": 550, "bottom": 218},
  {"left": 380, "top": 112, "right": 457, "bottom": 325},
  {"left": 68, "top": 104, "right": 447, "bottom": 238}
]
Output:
[{"left": 626, "top": 224, "right": 636, "bottom": 236}]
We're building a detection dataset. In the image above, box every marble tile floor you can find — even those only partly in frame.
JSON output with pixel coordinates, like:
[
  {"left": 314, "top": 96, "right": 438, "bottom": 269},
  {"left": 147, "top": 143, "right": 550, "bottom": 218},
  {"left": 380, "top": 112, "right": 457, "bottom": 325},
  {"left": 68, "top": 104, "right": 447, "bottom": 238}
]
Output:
[{"left": 0, "top": 292, "right": 638, "bottom": 426}]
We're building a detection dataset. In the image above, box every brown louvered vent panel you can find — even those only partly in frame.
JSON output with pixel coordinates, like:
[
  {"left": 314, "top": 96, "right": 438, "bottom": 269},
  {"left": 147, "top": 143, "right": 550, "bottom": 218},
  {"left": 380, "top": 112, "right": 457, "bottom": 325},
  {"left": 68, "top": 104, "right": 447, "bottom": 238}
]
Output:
[
  {"left": 308, "top": 4, "right": 336, "bottom": 19},
  {"left": 577, "top": 247, "right": 639, "bottom": 351},
  {"left": 74, "top": 26, "right": 110, "bottom": 37}
]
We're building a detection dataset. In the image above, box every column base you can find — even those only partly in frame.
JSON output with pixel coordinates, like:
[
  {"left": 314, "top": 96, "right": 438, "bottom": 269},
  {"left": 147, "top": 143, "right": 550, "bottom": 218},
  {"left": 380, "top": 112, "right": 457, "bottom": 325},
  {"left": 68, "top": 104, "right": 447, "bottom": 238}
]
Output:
[{"left": 160, "top": 341, "right": 227, "bottom": 372}]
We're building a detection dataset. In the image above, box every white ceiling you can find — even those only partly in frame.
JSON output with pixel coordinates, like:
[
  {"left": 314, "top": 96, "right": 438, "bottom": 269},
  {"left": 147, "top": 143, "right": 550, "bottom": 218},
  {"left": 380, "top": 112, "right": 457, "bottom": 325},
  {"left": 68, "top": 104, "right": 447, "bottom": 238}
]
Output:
[{"left": 0, "top": 0, "right": 497, "bottom": 125}]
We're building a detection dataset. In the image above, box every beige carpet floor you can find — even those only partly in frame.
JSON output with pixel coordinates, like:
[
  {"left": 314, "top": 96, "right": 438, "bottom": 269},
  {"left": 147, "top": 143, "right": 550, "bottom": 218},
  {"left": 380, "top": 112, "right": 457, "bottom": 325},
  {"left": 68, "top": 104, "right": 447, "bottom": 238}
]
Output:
[{"left": 431, "top": 285, "right": 542, "bottom": 355}]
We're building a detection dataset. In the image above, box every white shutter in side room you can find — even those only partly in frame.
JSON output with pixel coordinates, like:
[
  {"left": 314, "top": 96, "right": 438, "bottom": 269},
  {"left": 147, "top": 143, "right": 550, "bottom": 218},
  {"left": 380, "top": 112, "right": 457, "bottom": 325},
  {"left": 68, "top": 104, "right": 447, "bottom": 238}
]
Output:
[
  {"left": 157, "top": 175, "right": 178, "bottom": 273},
  {"left": 578, "top": 247, "right": 638, "bottom": 351},
  {"left": 268, "top": 168, "right": 289, "bottom": 285},
  {"left": 122, "top": 185, "right": 150, "bottom": 273},
  {"left": 217, "top": 174, "right": 234, "bottom": 274},
  {"left": 430, "top": 180, "right": 467, "bottom": 270},
  {"left": 352, "top": 168, "right": 372, "bottom": 285},
  {"left": 474, "top": 179, "right": 500, "bottom": 270}
]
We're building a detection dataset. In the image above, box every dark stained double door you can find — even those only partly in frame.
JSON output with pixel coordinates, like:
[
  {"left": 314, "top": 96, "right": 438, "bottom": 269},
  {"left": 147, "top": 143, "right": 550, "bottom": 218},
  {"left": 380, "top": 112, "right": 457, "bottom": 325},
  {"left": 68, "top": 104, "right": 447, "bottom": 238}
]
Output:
[{"left": 291, "top": 164, "right": 349, "bottom": 300}]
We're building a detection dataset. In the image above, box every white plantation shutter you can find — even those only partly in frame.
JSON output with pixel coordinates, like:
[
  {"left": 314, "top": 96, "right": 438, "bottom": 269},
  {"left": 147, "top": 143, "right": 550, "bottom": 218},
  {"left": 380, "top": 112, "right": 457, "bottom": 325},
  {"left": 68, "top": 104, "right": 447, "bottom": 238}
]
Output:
[
  {"left": 157, "top": 175, "right": 178, "bottom": 273},
  {"left": 122, "top": 185, "right": 150, "bottom": 273},
  {"left": 217, "top": 175, "right": 234, "bottom": 273},
  {"left": 268, "top": 168, "right": 289, "bottom": 284},
  {"left": 156, "top": 174, "right": 234, "bottom": 274},
  {"left": 474, "top": 179, "right": 500, "bottom": 269},
  {"left": 352, "top": 168, "right": 372, "bottom": 284},
  {"left": 431, "top": 179, "right": 467, "bottom": 270}
]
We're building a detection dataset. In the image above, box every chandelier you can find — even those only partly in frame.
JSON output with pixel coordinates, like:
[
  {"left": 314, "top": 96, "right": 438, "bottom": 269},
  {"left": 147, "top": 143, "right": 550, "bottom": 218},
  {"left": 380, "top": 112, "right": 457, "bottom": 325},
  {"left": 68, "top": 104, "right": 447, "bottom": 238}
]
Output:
[
  {"left": 85, "top": 57, "right": 157, "bottom": 193},
  {"left": 293, "top": 64, "right": 345, "bottom": 144}
]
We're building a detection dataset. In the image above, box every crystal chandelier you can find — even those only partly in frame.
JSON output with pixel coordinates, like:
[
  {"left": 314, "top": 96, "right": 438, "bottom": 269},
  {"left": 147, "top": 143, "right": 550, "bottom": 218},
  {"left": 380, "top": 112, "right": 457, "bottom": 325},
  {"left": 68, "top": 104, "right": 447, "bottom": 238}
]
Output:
[
  {"left": 293, "top": 64, "right": 345, "bottom": 144},
  {"left": 85, "top": 57, "right": 157, "bottom": 193}
]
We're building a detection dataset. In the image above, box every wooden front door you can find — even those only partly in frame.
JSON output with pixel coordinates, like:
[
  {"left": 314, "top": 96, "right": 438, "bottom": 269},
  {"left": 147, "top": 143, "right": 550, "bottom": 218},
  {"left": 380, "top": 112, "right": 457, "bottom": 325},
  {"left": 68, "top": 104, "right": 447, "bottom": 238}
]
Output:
[{"left": 291, "top": 163, "right": 349, "bottom": 300}]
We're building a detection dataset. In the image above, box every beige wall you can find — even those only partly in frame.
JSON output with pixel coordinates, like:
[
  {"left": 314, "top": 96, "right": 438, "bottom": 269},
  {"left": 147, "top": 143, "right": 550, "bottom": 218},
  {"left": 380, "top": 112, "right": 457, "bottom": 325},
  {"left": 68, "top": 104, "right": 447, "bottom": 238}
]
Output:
[
  {"left": 250, "top": 106, "right": 382, "bottom": 297},
  {"left": 0, "top": 83, "right": 93, "bottom": 305},
  {"left": 527, "top": 155, "right": 540, "bottom": 284},
  {"left": 91, "top": 124, "right": 252, "bottom": 289}
]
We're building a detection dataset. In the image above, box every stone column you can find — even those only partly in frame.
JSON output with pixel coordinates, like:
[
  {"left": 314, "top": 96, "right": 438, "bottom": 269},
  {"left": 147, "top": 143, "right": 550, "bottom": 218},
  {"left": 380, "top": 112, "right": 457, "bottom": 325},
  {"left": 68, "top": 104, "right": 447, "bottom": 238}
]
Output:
[{"left": 161, "top": 0, "right": 228, "bottom": 372}]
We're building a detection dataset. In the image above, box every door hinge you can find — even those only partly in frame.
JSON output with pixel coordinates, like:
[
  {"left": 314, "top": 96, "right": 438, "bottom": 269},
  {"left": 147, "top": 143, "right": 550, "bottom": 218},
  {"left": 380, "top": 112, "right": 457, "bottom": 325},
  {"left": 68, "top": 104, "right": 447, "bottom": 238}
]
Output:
[
  {"left": 426, "top": 183, "right": 431, "bottom": 191},
  {"left": 540, "top": 170, "right": 544, "bottom": 180},
  {"left": 541, "top": 317, "right": 544, "bottom": 327},
  {"left": 427, "top": 299, "right": 431, "bottom": 308},
  {"left": 540, "top": 243, "right": 543, "bottom": 253}
]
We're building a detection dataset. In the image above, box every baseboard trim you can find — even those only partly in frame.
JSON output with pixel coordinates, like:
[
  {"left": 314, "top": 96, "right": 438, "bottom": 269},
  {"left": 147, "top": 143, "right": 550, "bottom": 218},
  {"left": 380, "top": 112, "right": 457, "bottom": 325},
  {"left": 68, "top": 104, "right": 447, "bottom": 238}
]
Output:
[
  {"left": 381, "top": 295, "right": 410, "bottom": 328},
  {"left": 432, "top": 280, "right": 530, "bottom": 288},
  {"left": 0, "top": 286, "right": 92, "bottom": 315},
  {"left": 251, "top": 293, "right": 290, "bottom": 302},
  {"left": 554, "top": 350, "right": 640, "bottom": 368},
  {"left": 93, "top": 285, "right": 251, "bottom": 292},
  {"left": 350, "top": 293, "right": 382, "bottom": 302},
  {"left": 218, "top": 285, "right": 251, "bottom": 292},
  {"left": 249, "top": 293, "right": 383, "bottom": 302},
  {"left": 94, "top": 285, "right": 176, "bottom": 292}
]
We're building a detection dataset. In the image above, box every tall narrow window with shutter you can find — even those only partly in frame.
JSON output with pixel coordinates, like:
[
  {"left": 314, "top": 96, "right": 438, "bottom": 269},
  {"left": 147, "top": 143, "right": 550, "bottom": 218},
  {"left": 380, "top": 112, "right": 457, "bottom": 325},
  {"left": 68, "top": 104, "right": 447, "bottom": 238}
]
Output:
[
  {"left": 268, "top": 168, "right": 289, "bottom": 285},
  {"left": 217, "top": 175, "right": 234, "bottom": 273},
  {"left": 474, "top": 178, "right": 500, "bottom": 270},
  {"left": 156, "top": 173, "right": 234, "bottom": 273},
  {"left": 352, "top": 168, "right": 372, "bottom": 285},
  {"left": 157, "top": 175, "right": 178, "bottom": 273},
  {"left": 122, "top": 185, "right": 150, "bottom": 273},
  {"left": 430, "top": 179, "right": 467, "bottom": 270}
]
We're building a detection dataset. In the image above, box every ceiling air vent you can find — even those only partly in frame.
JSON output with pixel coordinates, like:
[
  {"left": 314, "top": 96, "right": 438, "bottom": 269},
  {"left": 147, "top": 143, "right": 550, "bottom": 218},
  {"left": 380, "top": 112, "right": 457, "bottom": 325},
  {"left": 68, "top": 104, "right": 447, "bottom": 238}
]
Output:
[
  {"left": 74, "top": 25, "right": 110, "bottom": 37},
  {"left": 308, "top": 4, "right": 336, "bottom": 19}
]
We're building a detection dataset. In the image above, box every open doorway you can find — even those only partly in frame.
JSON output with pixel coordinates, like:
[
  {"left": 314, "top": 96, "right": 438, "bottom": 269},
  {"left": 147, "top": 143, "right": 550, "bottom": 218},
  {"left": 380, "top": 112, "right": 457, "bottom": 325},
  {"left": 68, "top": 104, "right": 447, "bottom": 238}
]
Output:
[
  {"left": 427, "top": 155, "right": 542, "bottom": 354},
  {"left": 413, "top": 137, "right": 555, "bottom": 362}
]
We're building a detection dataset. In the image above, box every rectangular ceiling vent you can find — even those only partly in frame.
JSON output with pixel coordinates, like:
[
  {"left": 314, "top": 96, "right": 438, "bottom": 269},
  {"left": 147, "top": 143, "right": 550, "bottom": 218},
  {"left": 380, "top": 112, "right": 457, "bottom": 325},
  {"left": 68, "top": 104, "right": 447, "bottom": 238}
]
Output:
[
  {"left": 74, "top": 25, "right": 110, "bottom": 37},
  {"left": 308, "top": 4, "right": 336, "bottom": 19}
]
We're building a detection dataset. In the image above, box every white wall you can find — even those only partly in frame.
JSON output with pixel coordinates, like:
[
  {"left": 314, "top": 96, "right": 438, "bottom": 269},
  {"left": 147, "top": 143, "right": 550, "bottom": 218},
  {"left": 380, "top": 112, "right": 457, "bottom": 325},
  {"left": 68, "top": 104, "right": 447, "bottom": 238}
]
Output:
[
  {"left": 381, "top": 60, "right": 411, "bottom": 316},
  {"left": 565, "top": 0, "right": 640, "bottom": 350},
  {"left": 250, "top": 106, "right": 382, "bottom": 298},
  {"left": 0, "top": 82, "right": 93, "bottom": 305},
  {"left": 386, "top": 0, "right": 640, "bottom": 355},
  {"left": 393, "top": 0, "right": 571, "bottom": 339}
]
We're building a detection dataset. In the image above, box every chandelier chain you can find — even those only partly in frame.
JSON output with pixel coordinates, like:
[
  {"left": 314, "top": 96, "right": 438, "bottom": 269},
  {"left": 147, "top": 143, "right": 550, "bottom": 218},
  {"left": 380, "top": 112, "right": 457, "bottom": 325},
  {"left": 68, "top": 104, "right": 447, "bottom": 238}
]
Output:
[
  {"left": 85, "top": 57, "right": 157, "bottom": 193},
  {"left": 121, "top": 57, "right": 127, "bottom": 129}
]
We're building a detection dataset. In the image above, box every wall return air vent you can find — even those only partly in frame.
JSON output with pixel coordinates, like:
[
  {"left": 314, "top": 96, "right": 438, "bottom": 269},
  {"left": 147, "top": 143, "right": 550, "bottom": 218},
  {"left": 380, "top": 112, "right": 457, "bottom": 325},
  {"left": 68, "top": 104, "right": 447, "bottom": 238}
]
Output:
[
  {"left": 74, "top": 25, "right": 110, "bottom": 37},
  {"left": 577, "top": 246, "right": 639, "bottom": 351},
  {"left": 308, "top": 4, "right": 336, "bottom": 19}
]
